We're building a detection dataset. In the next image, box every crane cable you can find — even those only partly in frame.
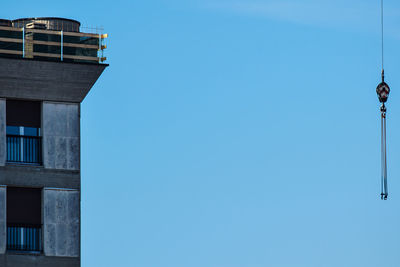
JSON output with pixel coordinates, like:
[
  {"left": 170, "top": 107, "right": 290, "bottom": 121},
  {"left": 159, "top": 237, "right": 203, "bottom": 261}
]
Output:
[
  {"left": 381, "top": 0, "right": 384, "bottom": 71},
  {"left": 379, "top": 0, "right": 388, "bottom": 200},
  {"left": 381, "top": 105, "right": 387, "bottom": 200}
]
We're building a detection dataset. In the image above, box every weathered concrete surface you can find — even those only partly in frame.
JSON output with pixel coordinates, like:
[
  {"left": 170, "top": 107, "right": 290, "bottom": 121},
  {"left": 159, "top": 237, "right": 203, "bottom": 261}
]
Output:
[
  {"left": 0, "top": 165, "right": 80, "bottom": 189},
  {"left": 0, "top": 254, "right": 79, "bottom": 267},
  {"left": 0, "top": 99, "right": 5, "bottom": 166},
  {"left": 0, "top": 57, "right": 107, "bottom": 103},
  {"left": 0, "top": 186, "right": 6, "bottom": 254},
  {"left": 43, "top": 102, "right": 80, "bottom": 171},
  {"left": 43, "top": 188, "right": 80, "bottom": 258}
]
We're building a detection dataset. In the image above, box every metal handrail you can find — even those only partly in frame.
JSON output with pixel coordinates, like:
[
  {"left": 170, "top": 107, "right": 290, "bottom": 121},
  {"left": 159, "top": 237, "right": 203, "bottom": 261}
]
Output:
[
  {"left": 6, "top": 135, "right": 42, "bottom": 164},
  {"left": 6, "top": 134, "right": 41, "bottom": 139},
  {"left": 0, "top": 25, "right": 105, "bottom": 38},
  {"left": 7, "top": 225, "right": 42, "bottom": 252}
]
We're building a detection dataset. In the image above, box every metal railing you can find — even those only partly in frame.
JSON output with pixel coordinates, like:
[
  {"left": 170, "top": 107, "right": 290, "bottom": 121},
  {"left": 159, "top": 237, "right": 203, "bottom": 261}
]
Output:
[
  {"left": 7, "top": 225, "right": 42, "bottom": 252},
  {"left": 6, "top": 135, "right": 42, "bottom": 164},
  {"left": 0, "top": 25, "right": 107, "bottom": 63}
]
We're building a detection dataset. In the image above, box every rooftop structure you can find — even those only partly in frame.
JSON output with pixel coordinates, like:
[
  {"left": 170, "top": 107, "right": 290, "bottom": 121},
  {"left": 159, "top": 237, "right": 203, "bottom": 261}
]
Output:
[{"left": 0, "top": 17, "right": 107, "bottom": 64}]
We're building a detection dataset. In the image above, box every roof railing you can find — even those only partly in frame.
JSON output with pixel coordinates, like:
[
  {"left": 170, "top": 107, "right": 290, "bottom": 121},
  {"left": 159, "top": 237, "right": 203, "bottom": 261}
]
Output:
[{"left": 0, "top": 25, "right": 107, "bottom": 63}]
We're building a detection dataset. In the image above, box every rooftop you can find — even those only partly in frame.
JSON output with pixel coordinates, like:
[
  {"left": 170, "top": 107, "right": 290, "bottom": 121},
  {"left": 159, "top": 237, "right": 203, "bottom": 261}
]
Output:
[{"left": 0, "top": 17, "right": 107, "bottom": 64}]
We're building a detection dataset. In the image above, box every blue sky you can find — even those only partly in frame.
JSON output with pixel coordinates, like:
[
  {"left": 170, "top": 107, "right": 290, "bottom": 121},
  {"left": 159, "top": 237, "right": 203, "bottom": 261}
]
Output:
[{"left": 3, "top": 0, "right": 400, "bottom": 266}]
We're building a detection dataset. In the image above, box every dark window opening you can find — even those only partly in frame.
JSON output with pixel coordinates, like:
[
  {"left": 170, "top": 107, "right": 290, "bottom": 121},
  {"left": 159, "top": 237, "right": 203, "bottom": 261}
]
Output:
[
  {"left": 6, "top": 100, "right": 42, "bottom": 165},
  {"left": 6, "top": 100, "right": 41, "bottom": 128},
  {"left": 7, "top": 187, "right": 42, "bottom": 252}
]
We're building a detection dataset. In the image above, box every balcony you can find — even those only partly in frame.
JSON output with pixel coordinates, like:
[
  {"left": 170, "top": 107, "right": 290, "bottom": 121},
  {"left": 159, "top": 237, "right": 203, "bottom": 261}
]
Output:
[
  {"left": 6, "top": 135, "right": 42, "bottom": 165},
  {"left": 7, "top": 225, "right": 42, "bottom": 252}
]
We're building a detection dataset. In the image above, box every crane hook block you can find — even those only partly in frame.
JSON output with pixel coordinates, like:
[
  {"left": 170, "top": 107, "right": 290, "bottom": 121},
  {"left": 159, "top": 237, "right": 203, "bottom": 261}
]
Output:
[{"left": 377, "top": 81, "right": 390, "bottom": 103}]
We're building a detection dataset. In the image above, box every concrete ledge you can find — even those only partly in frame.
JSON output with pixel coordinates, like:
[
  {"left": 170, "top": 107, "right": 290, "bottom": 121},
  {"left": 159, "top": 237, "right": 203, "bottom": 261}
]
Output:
[
  {"left": 0, "top": 57, "right": 107, "bottom": 103},
  {"left": 0, "top": 165, "right": 80, "bottom": 189},
  {"left": 0, "top": 253, "right": 79, "bottom": 267}
]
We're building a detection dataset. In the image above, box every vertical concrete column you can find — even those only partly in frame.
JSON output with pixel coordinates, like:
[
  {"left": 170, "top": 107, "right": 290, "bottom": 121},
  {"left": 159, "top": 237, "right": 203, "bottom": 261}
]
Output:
[
  {"left": 0, "top": 186, "right": 6, "bottom": 254},
  {"left": 42, "top": 102, "right": 80, "bottom": 170},
  {"left": 0, "top": 99, "right": 5, "bottom": 166},
  {"left": 43, "top": 188, "right": 80, "bottom": 257}
]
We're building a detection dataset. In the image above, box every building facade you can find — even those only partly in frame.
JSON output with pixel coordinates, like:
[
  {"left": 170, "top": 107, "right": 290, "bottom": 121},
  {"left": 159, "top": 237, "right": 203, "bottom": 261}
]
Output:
[{"left": 0, "top": 17, "right": 107, "bottom": 267}]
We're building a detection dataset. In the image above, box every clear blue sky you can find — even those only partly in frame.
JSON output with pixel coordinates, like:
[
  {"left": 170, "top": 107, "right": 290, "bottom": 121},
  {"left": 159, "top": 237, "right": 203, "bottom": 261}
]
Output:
[{"left": 3, "top": 0, "right": 400, "bottom": 266}]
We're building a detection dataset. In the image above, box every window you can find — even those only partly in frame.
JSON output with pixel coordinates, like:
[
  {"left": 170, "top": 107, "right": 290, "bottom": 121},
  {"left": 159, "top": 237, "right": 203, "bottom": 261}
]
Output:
[
  {"left": 6, "top": 100, "right": 42, "bottom": 164},
  {"left": 7, "top": 187, "right": 42, "bottom": 252}
]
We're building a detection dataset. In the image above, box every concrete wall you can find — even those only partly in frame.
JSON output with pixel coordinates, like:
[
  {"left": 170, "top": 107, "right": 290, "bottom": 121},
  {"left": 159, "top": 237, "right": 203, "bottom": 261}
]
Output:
[
  {"left": 0, "top": 99, "right": 5, "bottom": 167},
  {"left": 43, "top": 188, "right": 80, "bottom": 258},
  {"left": 0, "top": 186, "right": 5, "bottom": 254},
  {"left": 43, "top": 102, "right": 80, "bottom": 171}
]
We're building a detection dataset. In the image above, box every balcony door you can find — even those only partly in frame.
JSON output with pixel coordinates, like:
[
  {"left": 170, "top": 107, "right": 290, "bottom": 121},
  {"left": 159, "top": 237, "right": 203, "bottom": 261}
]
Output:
[
  {"left": 6, "top": 100, "right": 42, "bottom": 164},
  {"left": 7, "top": 187, "right": 42, "bottom": 252}
]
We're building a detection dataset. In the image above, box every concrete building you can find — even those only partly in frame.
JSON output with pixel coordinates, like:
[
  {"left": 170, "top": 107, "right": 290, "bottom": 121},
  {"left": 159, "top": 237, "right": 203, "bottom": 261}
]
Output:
[{"left": 0, "top": 17, "right": 107, "bottom": 267}]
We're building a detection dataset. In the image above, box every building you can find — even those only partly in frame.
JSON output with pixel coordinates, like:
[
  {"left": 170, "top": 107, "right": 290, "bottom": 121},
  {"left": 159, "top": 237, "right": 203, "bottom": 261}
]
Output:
[{"left": 0, "top": 17, "right": 108, "bottom": 267}]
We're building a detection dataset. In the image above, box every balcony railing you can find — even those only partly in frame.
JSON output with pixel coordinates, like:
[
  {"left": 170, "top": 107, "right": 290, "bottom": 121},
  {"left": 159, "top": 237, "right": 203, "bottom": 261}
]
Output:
[
  {"left": 7, "top": 225, "right": 42, "bottom": 252},
  {"left": 7, "top": 135, "right": 42, "bottom": 164}
]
